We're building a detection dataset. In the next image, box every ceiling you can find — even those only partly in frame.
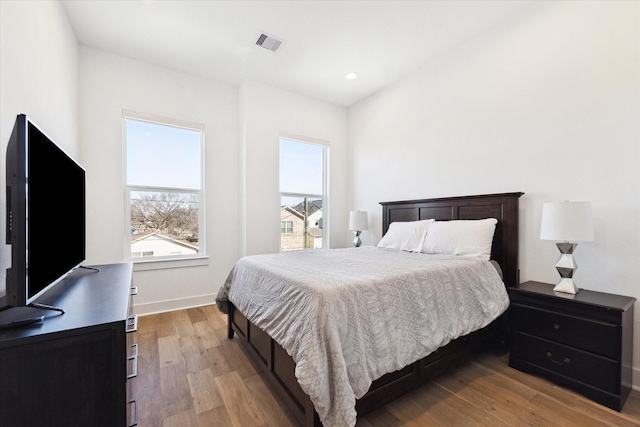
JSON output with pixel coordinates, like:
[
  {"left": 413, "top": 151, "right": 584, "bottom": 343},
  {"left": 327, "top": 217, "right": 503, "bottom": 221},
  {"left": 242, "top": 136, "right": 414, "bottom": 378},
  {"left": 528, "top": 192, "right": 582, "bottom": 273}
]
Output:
[{"left": 62, "top": 0, "right": 533, "bottom": 107}]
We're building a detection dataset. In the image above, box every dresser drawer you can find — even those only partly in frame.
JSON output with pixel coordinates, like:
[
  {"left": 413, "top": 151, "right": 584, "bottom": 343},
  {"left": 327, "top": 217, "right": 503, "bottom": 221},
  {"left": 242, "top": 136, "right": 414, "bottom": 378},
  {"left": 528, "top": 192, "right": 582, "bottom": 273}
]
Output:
[
  {"left": 511, "top": 332, "right": 618, "bottom": 393},
  {"left": 511, "top": 304, "right": 619, "bottom": 359}
]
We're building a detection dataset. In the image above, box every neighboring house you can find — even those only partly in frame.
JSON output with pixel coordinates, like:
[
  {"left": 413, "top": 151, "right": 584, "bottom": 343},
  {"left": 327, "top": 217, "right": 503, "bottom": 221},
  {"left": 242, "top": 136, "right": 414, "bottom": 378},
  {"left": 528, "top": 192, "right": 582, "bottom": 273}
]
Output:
[
  {"left": 308, "top": 226, "right": 323, "bottom": 249},
  {"left": 280, "top": 203, "right": 323, "bottom": 250},
  {"left": 291, "top": 199, "right": 323, "bottom": 230},
  {"left": 131, "top": 231, "right": 198, "bottom": 257}
]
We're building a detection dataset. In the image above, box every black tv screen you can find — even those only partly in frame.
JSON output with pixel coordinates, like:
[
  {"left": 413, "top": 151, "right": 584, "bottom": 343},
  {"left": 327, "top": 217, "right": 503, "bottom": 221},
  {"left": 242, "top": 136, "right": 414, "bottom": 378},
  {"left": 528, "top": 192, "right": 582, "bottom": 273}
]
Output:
[{"left": 5, "top": 114, "right": 85, "bottom": 307}]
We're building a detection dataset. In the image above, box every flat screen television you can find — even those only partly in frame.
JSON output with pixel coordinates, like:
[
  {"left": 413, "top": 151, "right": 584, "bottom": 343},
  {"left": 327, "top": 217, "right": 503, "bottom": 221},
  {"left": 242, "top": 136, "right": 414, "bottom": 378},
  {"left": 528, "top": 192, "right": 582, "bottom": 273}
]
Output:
[{"left": 5, "top": 114, "right": 86, "bottom": 309}]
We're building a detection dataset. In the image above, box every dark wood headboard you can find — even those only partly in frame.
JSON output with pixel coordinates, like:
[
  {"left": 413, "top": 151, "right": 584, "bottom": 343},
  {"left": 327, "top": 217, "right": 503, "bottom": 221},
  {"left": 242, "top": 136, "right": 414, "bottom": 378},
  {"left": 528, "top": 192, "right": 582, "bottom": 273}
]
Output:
[{"left": 380, "top": 192, "right": 524, "bottom": 286}]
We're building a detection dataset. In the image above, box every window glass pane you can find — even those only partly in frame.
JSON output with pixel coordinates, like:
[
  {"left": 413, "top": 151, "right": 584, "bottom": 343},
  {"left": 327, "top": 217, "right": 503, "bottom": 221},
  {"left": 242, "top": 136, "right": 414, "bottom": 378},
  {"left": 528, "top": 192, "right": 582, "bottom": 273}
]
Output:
[
  {"left": 126, "top": 119, "right": 201, "bottom": 189},
  {"left": 280, "top": 196, "right": 323, "bottom": 251},
  {"left": 130, "top": 190, "right": 199, "bottom": 258},
  {"left": 281, "top": 221, "right": 293, "bottom": 234},
  {"left": 279, "top": 138, "right": 323, "bottom": 195},
  {"left": 124, "top": 113, "right": 205, "bottom": 262}
]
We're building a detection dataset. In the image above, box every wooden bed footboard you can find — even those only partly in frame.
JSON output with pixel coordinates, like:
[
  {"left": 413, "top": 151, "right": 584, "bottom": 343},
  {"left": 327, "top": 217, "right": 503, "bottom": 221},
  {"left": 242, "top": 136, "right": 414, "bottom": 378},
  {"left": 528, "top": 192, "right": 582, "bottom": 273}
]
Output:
[
  {"left": 228, "top": 304, "right": 320, "bottom": 426},
  {"left": 228, "top": 302, "right": 508, "bottom": 426}
]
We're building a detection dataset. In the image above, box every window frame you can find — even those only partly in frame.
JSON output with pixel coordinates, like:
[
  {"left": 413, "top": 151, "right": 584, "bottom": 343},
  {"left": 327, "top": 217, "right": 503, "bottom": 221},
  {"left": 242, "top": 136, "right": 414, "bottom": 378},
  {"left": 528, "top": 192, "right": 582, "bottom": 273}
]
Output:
[
  {"left": 123, "top": 110, "right": 207, "bottom": 268},
  {"left": 281, "top": 221, "right": 294, "bottom": 234},
  {"left": 279, "top": 133, "right": 329, "bottom": 251}
]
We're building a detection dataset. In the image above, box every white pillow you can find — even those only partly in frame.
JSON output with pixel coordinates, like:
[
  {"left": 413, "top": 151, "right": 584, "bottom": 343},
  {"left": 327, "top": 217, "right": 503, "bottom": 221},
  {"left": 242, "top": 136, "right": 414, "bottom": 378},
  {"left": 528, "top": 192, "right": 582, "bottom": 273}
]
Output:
[
  {"left": 377, "top": 219, "right": 434, "bottom": 252},
  {"left": 422, "top": 218, "right": 498, "bottom": 260}
]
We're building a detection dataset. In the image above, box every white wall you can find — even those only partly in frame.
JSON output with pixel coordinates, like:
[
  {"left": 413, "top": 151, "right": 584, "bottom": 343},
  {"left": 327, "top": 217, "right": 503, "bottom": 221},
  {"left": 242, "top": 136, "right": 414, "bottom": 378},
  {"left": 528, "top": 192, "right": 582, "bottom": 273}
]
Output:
[
  {"left": 239, "top": 80, "right": 349, "bottom": 256},
  {"left": 78, "top": 52, "right": 348, "bottom": 314},
  {"left": 348, "top": 1, "right": 640, "bottom": 384},
  {"left": 0, "top": 0, "right": 78, "bottom": 295},
  {"left": 79, "top": 47, "right": 240, "bottom": 314}
]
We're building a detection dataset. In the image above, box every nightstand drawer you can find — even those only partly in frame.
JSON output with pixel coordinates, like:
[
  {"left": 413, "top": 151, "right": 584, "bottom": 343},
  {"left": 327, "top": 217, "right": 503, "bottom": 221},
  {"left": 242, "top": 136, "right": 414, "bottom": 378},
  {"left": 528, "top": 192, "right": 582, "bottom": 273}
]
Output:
[
  {"left": 512, "top": 332, "right": 618, "bottom": 393},
  {"left": 511, "top": 304, "right": 619, "bottom": 359}
]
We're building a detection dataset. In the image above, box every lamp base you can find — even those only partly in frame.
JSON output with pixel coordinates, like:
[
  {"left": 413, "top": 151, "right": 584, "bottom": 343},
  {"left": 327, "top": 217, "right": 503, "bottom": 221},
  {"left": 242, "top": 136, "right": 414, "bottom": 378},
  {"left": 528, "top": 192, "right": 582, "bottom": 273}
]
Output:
[
  {"left": 553, "top": 277, "right": 579, "bottom": 294},
  {"left": 352, "top": 231, "right": 362, "bottom": 247},
  {"left": 553, "top": 242, "right": 579, "bottom": 294}
]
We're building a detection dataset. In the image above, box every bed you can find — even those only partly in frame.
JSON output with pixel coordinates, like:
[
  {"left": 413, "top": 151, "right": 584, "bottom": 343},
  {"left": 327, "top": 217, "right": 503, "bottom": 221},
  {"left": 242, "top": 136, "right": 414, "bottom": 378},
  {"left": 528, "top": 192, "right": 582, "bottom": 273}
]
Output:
[{"left": 216, "top": 192, "right": 523, "bottom": 426}]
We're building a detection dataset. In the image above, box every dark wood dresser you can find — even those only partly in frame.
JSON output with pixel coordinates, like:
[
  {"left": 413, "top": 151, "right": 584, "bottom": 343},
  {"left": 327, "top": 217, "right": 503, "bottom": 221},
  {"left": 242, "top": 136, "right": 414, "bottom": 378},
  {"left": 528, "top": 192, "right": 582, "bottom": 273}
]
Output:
[
  {"left": 0, "top": 263, "right": 137, "bottom": 426},
  {"left": 508, "top": 280, "right": 635, "bottom": 411}
]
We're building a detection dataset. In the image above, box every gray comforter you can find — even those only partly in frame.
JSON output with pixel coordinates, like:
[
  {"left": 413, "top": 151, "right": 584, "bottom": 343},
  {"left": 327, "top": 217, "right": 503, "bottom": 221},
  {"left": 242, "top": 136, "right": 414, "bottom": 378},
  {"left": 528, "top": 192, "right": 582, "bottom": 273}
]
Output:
[{"left": 216, "top": 246, "right": 509, "bottom": 427}]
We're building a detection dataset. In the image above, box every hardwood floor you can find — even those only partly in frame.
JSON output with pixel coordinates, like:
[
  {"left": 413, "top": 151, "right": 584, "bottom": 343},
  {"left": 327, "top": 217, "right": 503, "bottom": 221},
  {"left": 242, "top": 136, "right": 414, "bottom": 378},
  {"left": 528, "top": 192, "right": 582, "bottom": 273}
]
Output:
[{"left": 133, "top": 305, "right": 640, "bottom": 426}]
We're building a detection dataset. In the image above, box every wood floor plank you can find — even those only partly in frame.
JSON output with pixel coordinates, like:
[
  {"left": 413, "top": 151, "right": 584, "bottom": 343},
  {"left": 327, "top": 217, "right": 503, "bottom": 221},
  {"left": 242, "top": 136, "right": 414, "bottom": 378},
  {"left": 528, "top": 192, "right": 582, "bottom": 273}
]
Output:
[
  {"left": 197, "top": 405, "right": 235, "bottom": 427},
  {"left": 169, "top": 309, "right": 191, "bottom": 321},
  {"left": 622, "top": 390, "right": 640, "bottom": 419},
  {"left": 134, "top": 331, "right": 163, "bottom": 427},
  {"left": 215, "top": 370, "right": 267, "bottom": 427},
  {"left": 203, "top": 304, "right": 228, "bottom": 330},
  {"left": 355, "top": 406, "right": 401, "bottom": 427},
  {"left": 186, "top": 367, "right": 224, "bottom": 414},
  {"left": 180, "top": 335, "right": 212, "bottom": 374},
  {"left": 187, "top": 306, "right": 209, "bottom": 324},
  {"left": 157, "top": 311, "right": 177, "bottom": 338},
  {"left": 434, "top": 360, "right": 550, "bottom": 426},
  {"left": 160, "top": 362, "right": 194, "bottom": 419},
  {"left": 407, "top": 382, "right": 508, "bottom": 426},
  {"left": 244, "top": 373, "right": 296, "bottom": 427},
  {"left": 158, "top": 335, "right": 184, "bottom": 367},
  {"left": 163, "top": 407, "right": 199, "bottom": 427},
  {"left": 573, "top": 389, "right": 640, "bottom": 426},
  {"left": 528, "top": 392, "right": 611, "bottom": 427},
  {"left": 193, "top": 319, "right": 222, "bottom": 349},
  {"left": 133, "top": 306, "right": 640, "bottom": 427},
  {"left": 175, "top": 318, "right": 197, "bottom": 338},
  {"left": 472, "top": 352, "right": 581, "bottom": 407},
  {"left": 137, "top": 312, "right": 159, "bottom": 332},
  {"left": 202, "top": 346, "right": 234, "bottom": 378},
  {"left": 376, "top": 383, "right": 441, "bottom": 425},
  {"left": 217, "top": 339, "right": 258, "bottom": 379}
]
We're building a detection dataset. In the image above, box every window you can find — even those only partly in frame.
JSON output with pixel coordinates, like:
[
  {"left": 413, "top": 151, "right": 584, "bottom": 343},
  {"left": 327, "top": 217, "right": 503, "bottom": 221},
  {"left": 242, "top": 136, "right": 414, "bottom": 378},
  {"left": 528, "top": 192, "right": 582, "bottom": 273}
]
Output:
[
  {"left": 281, "top": 221, "right": 293, "bottom": 234},
  {"left": 279, "top": 136, "right": 327, "bottom": 251},
  {"left": 124, "top": 111, "right": 205, "bottom": 261}
]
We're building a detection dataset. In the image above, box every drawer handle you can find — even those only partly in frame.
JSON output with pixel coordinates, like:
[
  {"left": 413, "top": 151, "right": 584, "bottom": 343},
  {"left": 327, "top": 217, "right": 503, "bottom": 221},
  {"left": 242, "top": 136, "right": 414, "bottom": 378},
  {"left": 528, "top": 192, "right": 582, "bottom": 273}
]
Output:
[
  {"left": 129, "top": 343, "right": 139, "bottom": 358},
  {"left": 128, "top": 398, "right": 138, "bottom": 427},
  {"left": 553, "top": 324, "right": 560, "bottom": 330},
  {"left": 126, "top": 314, "right": 138, "bottom": 333},
  {"left": 546, "top": 352, "right": 570, "bottom": 365},
  {"left": 127, "top": 352, "right": 138, "bottom": 379},
  {"left": 130, "top": 286, "right": 138, "bottom": 296}
]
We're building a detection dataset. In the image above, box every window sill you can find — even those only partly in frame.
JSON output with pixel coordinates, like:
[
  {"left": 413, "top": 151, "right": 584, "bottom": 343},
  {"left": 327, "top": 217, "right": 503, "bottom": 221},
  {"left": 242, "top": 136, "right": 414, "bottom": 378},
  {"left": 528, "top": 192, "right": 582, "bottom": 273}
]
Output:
[{"left": 132, "top": 255, "right": 209, "bottom": 272}]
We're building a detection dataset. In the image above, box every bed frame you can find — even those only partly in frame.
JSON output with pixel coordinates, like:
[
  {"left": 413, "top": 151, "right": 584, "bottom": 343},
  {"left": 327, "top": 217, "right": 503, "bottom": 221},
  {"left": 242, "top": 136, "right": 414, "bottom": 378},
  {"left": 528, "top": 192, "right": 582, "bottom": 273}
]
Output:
[{"left": 226, "top": 192, "right": 523, "bottom": 426}]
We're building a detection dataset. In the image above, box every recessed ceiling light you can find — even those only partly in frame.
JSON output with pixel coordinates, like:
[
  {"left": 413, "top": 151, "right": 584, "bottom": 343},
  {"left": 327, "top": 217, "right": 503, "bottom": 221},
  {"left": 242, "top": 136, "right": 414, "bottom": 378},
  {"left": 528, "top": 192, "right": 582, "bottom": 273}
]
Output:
[{"left": 346, "top": 72, "right": 358, "bottom": 80}]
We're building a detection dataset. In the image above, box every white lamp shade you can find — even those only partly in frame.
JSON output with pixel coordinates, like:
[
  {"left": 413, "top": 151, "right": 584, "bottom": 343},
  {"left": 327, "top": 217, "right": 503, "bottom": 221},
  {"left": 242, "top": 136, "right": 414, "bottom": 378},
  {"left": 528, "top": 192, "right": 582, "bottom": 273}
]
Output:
[
  {"left": 540, "top": 201, "right": 594, "bottom": 242},
  {"left": 349, "top": 210, "right": 369, "bottom": 231}
]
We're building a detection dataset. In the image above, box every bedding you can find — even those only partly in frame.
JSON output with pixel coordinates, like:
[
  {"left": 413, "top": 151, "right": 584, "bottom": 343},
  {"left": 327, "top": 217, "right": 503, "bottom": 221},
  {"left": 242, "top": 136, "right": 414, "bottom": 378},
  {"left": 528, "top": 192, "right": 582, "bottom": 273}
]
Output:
[
  {"left": 216, "top": 246, "right": 509, "bottom": 427},
  {"left": 376, "top": 218, "right": 434, "bottom": 252},
  {"left": 422, "top": 218, "right": 498, "bottom": 260}
]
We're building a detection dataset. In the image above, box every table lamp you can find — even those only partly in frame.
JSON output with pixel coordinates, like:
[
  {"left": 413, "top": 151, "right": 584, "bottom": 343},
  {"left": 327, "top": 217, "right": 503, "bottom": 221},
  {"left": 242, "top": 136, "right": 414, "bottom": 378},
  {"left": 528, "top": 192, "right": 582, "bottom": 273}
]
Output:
[
  {"left": 349, "top": 210, "right": 368, "bottom": 247},
  {"left": 540, "top": 201, "right": 594, "bottom": 294}
]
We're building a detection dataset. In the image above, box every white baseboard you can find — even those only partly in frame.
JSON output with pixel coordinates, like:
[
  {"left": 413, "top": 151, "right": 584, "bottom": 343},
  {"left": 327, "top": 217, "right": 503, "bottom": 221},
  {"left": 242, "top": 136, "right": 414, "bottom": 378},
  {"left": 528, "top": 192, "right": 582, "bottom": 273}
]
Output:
[
  {"left": 633, "top": 367, "right": 640, "bottom": 391},
  {"left": 132, "top": 293, "right": 215, "bottom": 316}
]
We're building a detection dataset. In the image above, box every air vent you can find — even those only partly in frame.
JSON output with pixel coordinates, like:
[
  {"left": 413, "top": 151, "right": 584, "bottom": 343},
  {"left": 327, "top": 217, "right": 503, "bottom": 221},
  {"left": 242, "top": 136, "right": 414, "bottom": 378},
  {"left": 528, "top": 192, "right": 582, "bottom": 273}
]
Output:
[{"left": 256, "top": 32, "right": 283, "bottom": 52}]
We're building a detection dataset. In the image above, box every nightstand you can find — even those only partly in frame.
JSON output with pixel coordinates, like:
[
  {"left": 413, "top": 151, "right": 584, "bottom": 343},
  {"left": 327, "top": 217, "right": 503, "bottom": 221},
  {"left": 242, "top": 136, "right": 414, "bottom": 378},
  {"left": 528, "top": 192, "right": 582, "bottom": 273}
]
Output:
[{"left": 508, "top": 281, "right": 636, "bottom": 411}]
